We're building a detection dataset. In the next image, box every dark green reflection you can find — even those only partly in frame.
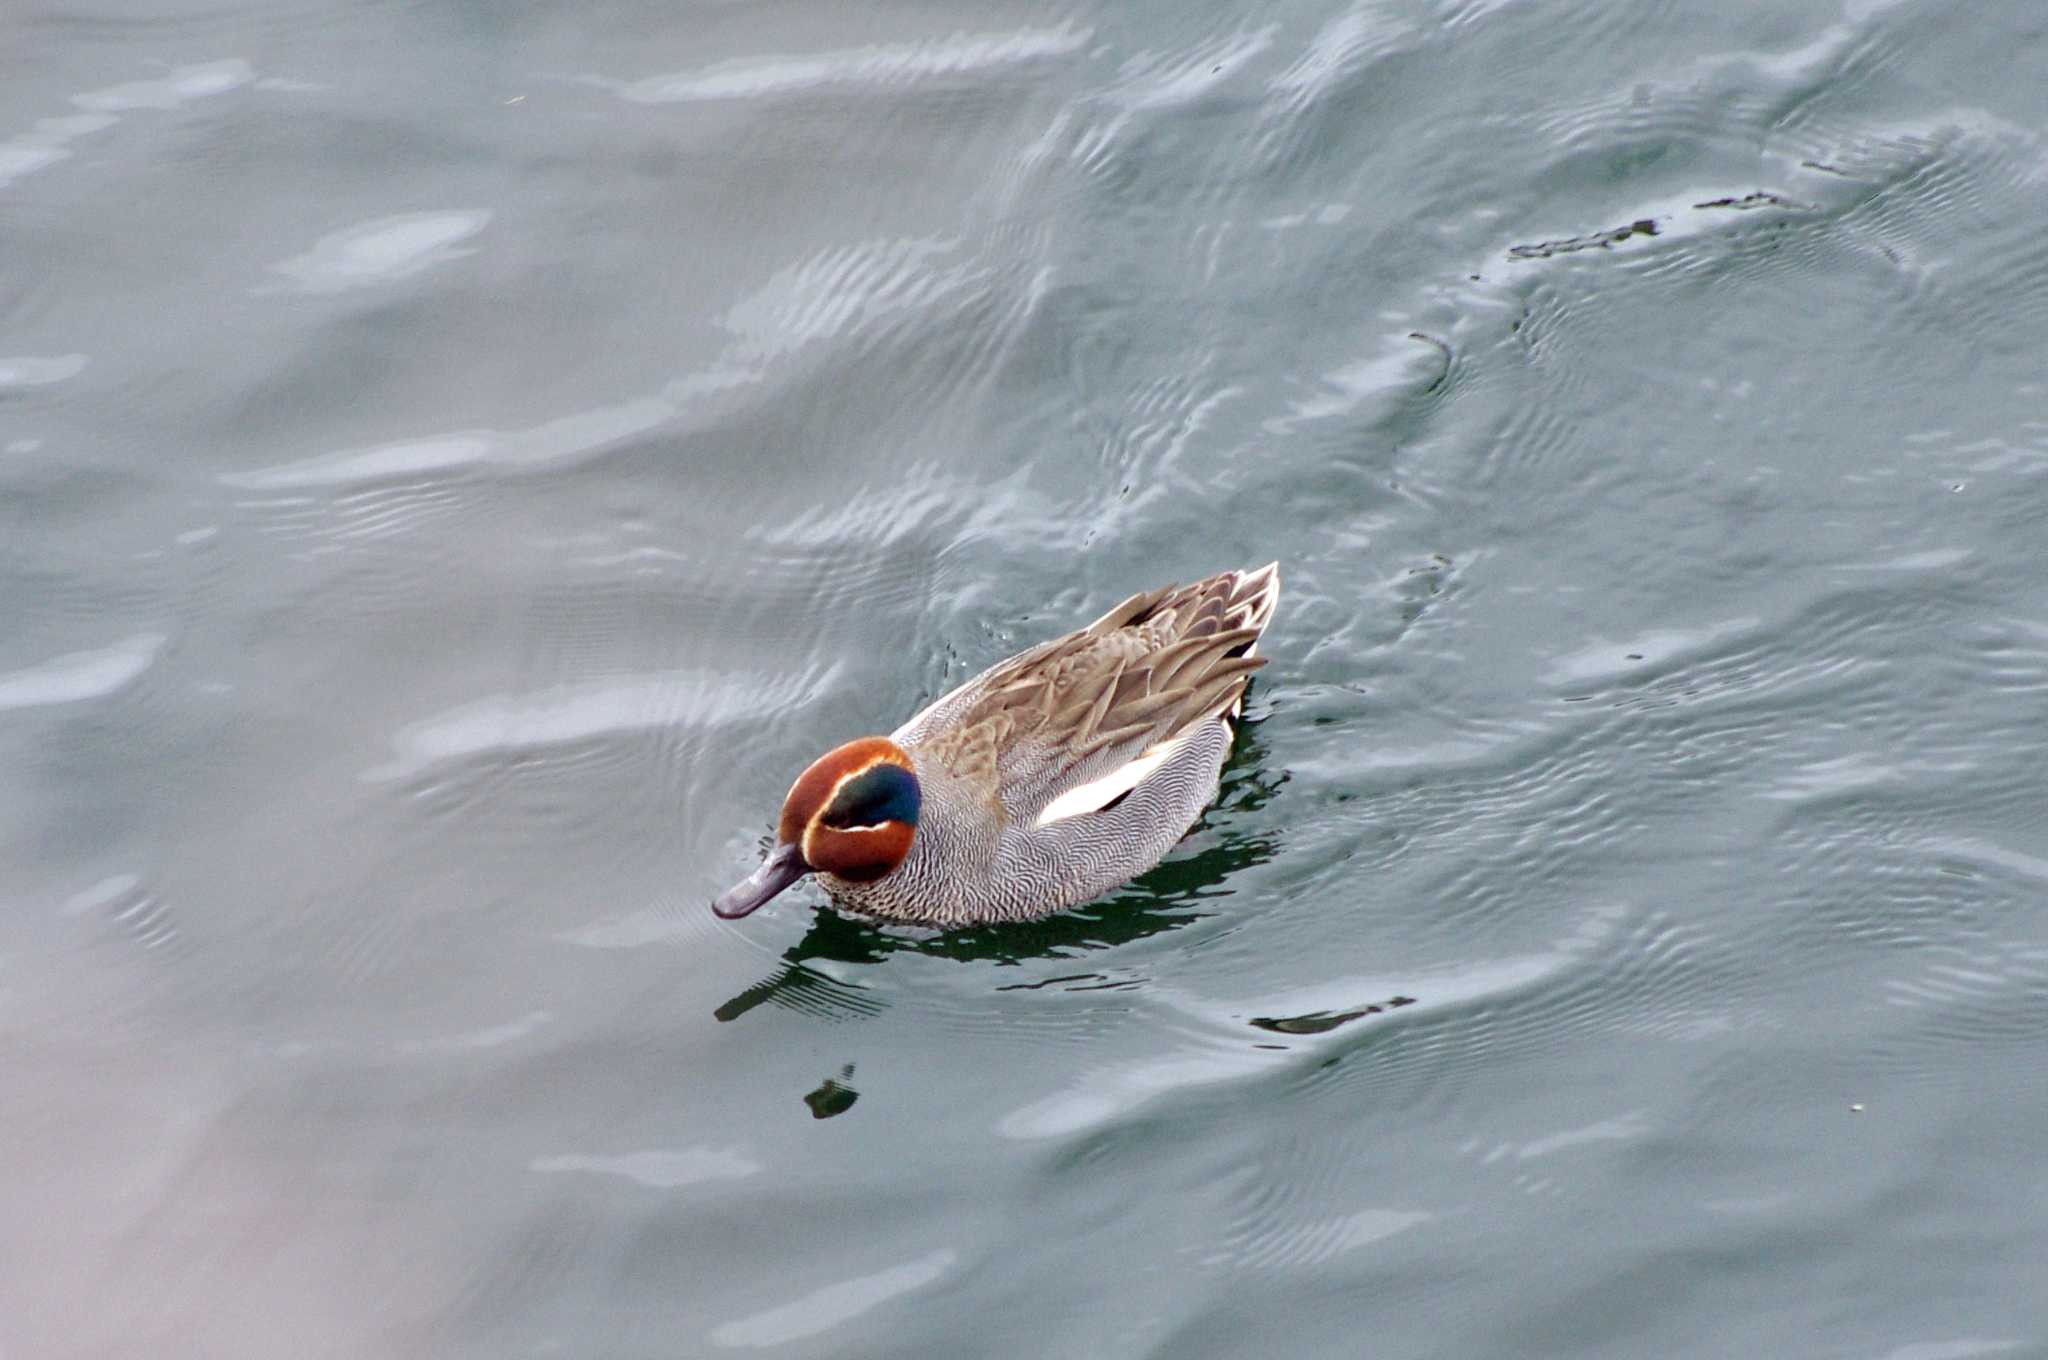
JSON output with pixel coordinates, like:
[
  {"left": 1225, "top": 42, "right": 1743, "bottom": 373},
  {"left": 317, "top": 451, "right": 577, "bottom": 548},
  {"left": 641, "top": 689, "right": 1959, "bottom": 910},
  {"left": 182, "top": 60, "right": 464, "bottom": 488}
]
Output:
[{"left": 803, "top": 1065, "right": 859, "bottom": 1119}]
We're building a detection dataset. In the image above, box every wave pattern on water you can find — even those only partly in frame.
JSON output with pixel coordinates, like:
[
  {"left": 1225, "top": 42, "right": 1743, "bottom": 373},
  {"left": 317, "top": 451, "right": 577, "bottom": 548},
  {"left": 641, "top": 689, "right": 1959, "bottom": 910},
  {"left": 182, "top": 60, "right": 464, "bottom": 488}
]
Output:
[{"left": 8, "top": 0, "right": 2048, "bottom": 1356}]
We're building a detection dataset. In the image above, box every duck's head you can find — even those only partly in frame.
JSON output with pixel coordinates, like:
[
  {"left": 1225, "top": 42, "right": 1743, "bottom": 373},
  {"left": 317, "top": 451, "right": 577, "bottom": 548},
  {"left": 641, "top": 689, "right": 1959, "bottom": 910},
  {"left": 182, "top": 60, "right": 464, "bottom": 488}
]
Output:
[{"left": 712, "top": 737, "right": 921, "bottom": 919}]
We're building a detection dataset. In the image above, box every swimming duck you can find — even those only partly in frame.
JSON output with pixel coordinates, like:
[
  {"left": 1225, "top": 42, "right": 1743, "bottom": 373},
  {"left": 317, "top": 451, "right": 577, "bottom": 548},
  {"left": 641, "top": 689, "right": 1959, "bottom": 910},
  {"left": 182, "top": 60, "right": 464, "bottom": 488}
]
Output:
[{"left": 713, "top": 563, "right": 1279, "bottom": 927}]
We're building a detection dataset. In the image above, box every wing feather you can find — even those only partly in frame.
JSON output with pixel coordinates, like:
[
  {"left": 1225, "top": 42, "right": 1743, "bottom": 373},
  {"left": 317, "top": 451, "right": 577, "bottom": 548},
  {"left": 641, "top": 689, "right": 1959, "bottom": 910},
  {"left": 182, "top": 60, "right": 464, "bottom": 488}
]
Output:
[{"left": 898, "top": 565, "right": 1280, "bottom": 824}]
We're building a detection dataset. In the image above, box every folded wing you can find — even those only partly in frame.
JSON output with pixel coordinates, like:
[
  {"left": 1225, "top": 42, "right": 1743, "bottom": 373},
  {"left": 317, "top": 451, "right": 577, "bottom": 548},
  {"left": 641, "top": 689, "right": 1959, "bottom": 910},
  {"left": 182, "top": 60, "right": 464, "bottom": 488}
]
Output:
[{"left": 902, "top": 563, "right": 1280, "bottom": 825}]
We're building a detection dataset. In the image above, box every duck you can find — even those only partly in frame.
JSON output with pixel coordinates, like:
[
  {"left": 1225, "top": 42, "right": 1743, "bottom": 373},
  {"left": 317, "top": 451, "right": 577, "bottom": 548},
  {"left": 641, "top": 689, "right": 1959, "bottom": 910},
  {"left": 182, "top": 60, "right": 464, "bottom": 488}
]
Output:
[{"left": 713, "top": 563, "right": 1279, "bottom": 928}]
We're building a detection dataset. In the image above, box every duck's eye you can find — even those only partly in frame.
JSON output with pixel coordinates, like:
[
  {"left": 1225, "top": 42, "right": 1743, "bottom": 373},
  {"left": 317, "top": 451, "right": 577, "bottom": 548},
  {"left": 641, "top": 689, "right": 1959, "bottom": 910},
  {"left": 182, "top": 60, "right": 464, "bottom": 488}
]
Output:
[{"left": 820, "top": 763, "right": 920, "bottom": 831}]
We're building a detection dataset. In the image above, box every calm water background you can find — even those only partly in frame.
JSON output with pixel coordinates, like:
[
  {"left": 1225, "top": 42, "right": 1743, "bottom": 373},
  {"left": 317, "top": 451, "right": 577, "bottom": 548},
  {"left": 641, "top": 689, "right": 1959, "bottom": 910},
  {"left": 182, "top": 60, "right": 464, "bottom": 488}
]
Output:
[{"left": 4, "top": 0, "right": 2047, "bottom": 1356}]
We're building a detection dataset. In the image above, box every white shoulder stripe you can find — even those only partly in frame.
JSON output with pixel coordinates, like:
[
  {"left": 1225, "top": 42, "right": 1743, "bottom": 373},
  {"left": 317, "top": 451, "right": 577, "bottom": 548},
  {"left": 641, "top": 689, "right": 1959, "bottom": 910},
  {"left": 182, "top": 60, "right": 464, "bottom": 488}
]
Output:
[{"left": 1033, "top": 731, "right": 1194, "bottom": 828}]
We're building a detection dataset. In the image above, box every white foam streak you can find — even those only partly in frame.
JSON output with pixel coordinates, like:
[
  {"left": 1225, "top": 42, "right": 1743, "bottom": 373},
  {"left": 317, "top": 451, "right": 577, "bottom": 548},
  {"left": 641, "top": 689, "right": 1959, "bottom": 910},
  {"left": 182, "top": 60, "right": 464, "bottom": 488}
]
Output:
[
  {"left": 1, "top": 60, "right": 251, "bottom": 191},
  {"left": 267, "top": 211, "right": 491, "bottom": 294},
  {"left": 0, "top": 635, "right": 164, "bottom": 713},
  {"left": 710, "top": 1250, "right": 957, "bottom": 1348},
  {"left": 222, "top": 387, "right": 725, "bottom": 490},
  {"left": 620, "top": 27, "right": 1087, "bottom": 103},
  {"left": 72, "top": 60, "right": 254, "bottom": 112},
  {"left": 532, "top": 1148, "right": 761, "bottom": 1189},
  {"left": 0, "top": 354, "right": 89, "bottom": 388}
]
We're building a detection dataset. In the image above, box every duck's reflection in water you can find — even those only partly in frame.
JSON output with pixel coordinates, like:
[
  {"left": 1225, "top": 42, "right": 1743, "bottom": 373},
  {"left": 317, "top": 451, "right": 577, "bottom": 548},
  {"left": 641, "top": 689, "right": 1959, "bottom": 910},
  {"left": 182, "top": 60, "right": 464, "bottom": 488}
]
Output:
[{"left": 1248, "top": 994, "right": 1416, "bottom": 1035}]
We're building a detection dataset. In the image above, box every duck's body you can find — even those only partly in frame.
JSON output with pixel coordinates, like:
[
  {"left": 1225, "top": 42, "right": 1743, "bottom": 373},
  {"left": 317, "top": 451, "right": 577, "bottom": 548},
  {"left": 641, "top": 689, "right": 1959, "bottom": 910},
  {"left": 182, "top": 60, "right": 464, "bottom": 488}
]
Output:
[{"left": 714, "top": 564, "right": 1279, "bottom": 928}]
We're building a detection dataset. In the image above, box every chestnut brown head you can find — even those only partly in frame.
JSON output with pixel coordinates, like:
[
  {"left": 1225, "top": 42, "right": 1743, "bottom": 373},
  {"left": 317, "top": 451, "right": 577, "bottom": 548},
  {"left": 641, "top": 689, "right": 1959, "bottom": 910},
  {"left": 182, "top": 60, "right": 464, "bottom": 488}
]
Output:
[{"left": 712, "top": 738, "right": 920, "bottom": 919}]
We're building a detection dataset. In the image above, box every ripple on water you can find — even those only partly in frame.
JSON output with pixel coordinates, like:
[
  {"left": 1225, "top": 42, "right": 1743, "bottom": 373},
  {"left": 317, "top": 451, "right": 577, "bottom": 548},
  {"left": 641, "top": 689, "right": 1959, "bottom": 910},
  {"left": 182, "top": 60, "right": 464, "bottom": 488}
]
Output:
[
  {"left": 1058, "top": 25, "right": 1276, "bottom": 189},
  {"left": 319, "top": 479, "right": 474, "bottom": 544},
  {"left": 1251, "top": 1, "right": 1424, "bottom": 175},
  {"left": 1780, "top": 819, "right": 2048, "bottom": 1066},
  {"left": 9, "top": 0, "right": 2048, "bottom": 1350},
  {"left": 1467, "top": 16, "right": 2044, "bottom": 345},
  {"left": 62, "top": 870, "right": 181, "bottom": 955},
  {"left": 1094, "top": 369, "right": 1245, "bottom": 490},
  {"left": 1968, "top": 616, "right": 2048, "bottom": 699},
  {"left": 1258, "top": 332, "right": 1443, "bottom": 444},
  {"left": 987, "top": 899, "right": 1651, "bottom": 1143},
  {"left": 1204, "top": 1181, "right": 1432, "bottom": 1272},
  {"left": 1498, "top": 100, "right": 2048, "bottom": 360},
  {"left": 1511, "top": 0, "right": 1908, "bottom": 171},
  {"left": 264, "top": 211, "right": 491, "bottom": 295},
  {"left": 221, "top": 398, "right": 684, "bottom": 491},
  {"left": 1278, "top": 901, "right": 1771, "bottom": 1104},
  {"left": 370, "top": 659, "right": 841, "bottom": 901},
  {"left": 719, "top": 233, "right": 1048, "bottom": 424},
  {"left": 223, "top": 222, "right": 1039, "bottom": 524},
  {"left": 1817, "top": 119, "right": 2048, "bottom": 355}
]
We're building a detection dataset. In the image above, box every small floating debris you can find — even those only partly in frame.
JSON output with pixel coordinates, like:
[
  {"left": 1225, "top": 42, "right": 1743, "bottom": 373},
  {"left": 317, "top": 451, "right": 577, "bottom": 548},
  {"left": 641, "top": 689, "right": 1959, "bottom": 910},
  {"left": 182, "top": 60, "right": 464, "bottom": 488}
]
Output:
[
  {"left": 1508, "top": 218, "right": 1659, "bottom": 260},
  {"left": 804, "top": 1065, "right": 860, "bottom": 1119},
  {"left": 1692, "top": 191, "right": 1809, "bottom": 211}
]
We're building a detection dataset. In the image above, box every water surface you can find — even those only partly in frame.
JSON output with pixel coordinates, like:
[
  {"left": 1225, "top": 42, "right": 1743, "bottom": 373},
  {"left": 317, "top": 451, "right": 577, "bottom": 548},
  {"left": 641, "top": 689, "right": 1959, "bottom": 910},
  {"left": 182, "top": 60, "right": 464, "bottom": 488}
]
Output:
[{"left": 5, "top": 0, "right": 2047, "bottom": 1355}]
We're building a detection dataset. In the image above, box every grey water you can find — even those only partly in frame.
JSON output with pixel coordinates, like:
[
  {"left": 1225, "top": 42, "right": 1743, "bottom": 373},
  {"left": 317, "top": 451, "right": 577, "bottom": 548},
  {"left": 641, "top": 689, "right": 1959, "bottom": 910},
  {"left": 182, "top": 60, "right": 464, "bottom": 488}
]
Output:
[{"left": 4, "top": 0, "right": 2047, "bottom": 1355}]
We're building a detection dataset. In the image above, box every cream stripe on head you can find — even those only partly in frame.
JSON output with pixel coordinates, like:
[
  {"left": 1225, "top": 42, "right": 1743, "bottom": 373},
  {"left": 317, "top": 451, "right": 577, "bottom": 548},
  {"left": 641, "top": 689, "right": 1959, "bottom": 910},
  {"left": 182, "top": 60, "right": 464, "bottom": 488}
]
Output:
[{"left": 801, "top": 758, "right": 893, "bottom": 861}]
